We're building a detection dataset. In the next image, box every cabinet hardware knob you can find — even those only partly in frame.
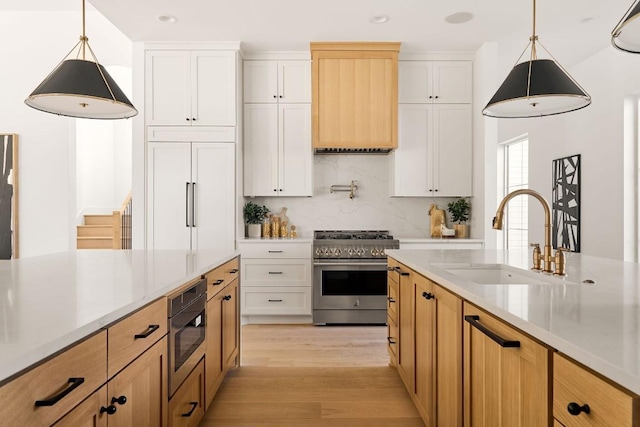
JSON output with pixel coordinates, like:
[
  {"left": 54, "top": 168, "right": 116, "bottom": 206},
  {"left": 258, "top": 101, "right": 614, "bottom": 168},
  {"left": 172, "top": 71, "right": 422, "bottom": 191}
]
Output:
[
  {"left": 434, "top": 189, "right": 439, "bottom": 192},
  {"left": 273, "top": 95, "right": 277, "bottom": 98},
  {"left": 111, "top": 395, "right": 127, "bottom": 406},
  {"left": 435, "top": 95, "right": 439, "bottom": 99},
  {"left": 192, "top": 118, "right": 196, "bottom": 121},
  {"left": 230, "top": 269, "right": 238, "bottom": 274},
  {"left": 100, "top": 405, "right": 117, "bottom": 415},
  {"left": 387, "top": 297, "right": 396, "bottom": 303},
  {"left": 567, "top": 402, "right": 590, "bottom": 416},
  {"left": 181, "top": 402, "right": 199, "bottom": 417},
  {"left": 134, "top": 324, "right": 160, "bottom": 339},
  {"left": 34, "top": 377, "right": 85, "bottom": 406},
  {"left": 274, "top": 189, "right": 277, "bottom": 192},
  {"left": 279, "top": 95, "right": 283, "bottom": 98},
  {"left": 213, "top": 279, "right": 224, "bottom": 285},
  {"left": 422, "top": 292, "right": 434, "bottom": 300},
  {"left": 186, "top": 118, "right": 190, "bottom": 121},
  {"left": 428, "top": 96, "right": 433, "bottom": 99},
  {"left": 223, "top": 295, "right": 232, "bottom": 301}
]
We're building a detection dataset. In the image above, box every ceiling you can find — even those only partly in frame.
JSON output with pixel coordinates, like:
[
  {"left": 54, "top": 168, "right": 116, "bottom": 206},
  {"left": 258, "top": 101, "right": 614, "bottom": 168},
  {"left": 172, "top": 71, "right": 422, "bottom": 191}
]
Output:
[{"left": 2, "top": 0, "right": 633, "bottom": 66}]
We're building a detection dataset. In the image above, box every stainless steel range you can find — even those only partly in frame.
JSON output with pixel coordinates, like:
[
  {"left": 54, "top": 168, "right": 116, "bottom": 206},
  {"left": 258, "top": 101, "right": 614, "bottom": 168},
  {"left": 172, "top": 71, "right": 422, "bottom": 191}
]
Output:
[{"left": 313, "top": 230, "right": 399, "bottom": 325}]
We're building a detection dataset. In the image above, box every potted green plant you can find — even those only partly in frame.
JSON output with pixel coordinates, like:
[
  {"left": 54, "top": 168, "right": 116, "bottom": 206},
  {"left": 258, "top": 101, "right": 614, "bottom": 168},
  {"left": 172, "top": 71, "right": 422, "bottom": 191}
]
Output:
[
  {"left": 447, "top": 198, "right": 470, "bottom": 238},
  {"left": 243, "top": 201, "right": 269, "bottom": 238}
]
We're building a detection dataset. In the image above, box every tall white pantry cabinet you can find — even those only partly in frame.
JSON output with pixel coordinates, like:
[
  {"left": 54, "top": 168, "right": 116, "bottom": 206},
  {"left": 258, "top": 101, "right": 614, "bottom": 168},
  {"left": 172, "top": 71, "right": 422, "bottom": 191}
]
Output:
[{"left": 144, "top": 45, "right": 240, "bottom": 252}]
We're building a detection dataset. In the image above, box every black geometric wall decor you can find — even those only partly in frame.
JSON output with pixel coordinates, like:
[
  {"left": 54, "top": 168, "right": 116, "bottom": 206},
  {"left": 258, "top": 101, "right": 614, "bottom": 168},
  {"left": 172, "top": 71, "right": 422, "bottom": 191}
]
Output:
[
  {"left": 0, "top": 134, "right": 18, "bottom": 259},
  {"left": 552, "top": 154, "right": 580, "bottom": 252}
]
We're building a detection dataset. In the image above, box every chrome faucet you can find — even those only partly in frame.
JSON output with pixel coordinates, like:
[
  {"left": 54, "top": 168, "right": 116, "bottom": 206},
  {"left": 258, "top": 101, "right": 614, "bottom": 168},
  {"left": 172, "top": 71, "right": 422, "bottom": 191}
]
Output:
[{"left": 493, "top": 189, "right": 566, "bottom": 275}]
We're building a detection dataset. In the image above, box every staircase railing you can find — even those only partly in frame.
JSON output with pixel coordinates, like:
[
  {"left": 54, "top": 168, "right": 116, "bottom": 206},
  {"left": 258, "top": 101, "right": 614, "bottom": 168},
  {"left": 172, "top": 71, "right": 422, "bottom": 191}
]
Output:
[{"left": 112, "top": 192, "right": 132, "bottom": 249}]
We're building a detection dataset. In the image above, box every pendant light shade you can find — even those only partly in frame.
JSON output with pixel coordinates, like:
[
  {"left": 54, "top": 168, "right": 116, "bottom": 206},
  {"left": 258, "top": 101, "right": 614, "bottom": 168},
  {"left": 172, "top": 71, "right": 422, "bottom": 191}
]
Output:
[
  {"left": 24, "top": 0, "right": 137, "bottom": 119},
  {"left": 612, "top": 0, "right": 640, "bottom": 53},
  {"left": 482, "top": 0, "right": 591, "bottom": 118}
]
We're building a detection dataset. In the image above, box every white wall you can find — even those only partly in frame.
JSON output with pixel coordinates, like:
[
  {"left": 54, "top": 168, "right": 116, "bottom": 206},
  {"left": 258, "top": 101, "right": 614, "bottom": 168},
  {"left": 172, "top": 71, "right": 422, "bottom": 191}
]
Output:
[
  {"left": 0, "top": 10, "right": 132, "bottom": 257},
  {"left": 485, "top": 45, "right": 640, "bottom": 260},
  {"left": 247, "top": 155, "right": 470, "bottom": 238}
]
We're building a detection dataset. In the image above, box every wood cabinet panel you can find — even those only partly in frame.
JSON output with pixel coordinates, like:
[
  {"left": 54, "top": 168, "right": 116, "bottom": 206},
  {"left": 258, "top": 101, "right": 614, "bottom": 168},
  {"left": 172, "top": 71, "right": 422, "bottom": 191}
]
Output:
[
  {"left": 53, "top": 386, "right": 108, "bottom": 427},
  {"left": 0, "top": 331, "right": 107, "bottom": 427},
  {"left": 169, "top": 358, "right": 205, "bottom": 427},
  {"left": 205, "top": 293, "right": 223, "bottom": 409},
  {"left": 222, "top": 280, "right": 240, "bottom": 370},
  {"left": 554, "top": 353, "right": 639, "bottom": 427},
  {"left": 396, "top": 262, "right": 414, "bottom": 392},
  {"left": 413, "top": 274, "right": 435, "bottom": 425},
  {"left": 107, "top": 298, "right": 167, "bottom": 378}
]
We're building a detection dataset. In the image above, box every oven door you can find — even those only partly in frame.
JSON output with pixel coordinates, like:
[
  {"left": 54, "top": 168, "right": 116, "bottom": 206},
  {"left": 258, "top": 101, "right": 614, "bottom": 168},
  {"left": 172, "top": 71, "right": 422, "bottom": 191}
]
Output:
[
  {"left": 168, "top": 294, "right": 206, "bottom": 397},
  {"left": 313, "top": 262, "right": 388, "bottom": 310}
]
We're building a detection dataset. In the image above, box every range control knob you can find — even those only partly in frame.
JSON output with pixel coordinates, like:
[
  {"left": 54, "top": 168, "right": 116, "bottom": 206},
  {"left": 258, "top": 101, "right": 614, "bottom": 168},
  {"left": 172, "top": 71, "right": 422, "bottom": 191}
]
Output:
[
  {"left": 315, "top": 248, "right": 322, "bottom": 256},
  {"left": 380, "top": 249, "right": 386, "bottom": 256},
  {"left": 371, "top": 248, "right": 380, "bottom": 256},
  {"left": 347, "top": 248, "right": 354, "bottom": 256},
  {"left": 335, "top": 248, "right": 342, "bottom": 256},
  {"left": 323, "top": 248, "right": 330, "bottom": 256}
]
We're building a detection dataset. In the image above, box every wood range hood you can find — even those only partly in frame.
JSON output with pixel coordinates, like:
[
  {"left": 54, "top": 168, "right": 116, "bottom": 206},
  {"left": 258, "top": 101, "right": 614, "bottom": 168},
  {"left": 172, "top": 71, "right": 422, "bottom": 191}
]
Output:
[{"left": 310, "top": 42, "right": 401, "bottom": 154}]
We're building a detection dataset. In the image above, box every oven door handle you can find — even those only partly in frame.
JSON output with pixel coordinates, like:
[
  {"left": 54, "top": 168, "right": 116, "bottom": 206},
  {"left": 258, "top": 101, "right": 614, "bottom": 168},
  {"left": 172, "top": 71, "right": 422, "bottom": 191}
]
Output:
[{"left": 313, "top": 262, "right": 388, "bottom": 267}]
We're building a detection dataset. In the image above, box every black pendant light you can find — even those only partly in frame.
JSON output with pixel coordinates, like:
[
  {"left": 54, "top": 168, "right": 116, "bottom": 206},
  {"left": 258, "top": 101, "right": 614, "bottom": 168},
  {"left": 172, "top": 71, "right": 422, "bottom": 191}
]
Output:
[
  {"left": 482, "top": 0, "right": 591, "bottom": 118},
  {"left": 612, "top": 0, "right": 640, "bottom": 53},
  {"left": 25, "top": 0, "right": 137, "bottom": 120}
]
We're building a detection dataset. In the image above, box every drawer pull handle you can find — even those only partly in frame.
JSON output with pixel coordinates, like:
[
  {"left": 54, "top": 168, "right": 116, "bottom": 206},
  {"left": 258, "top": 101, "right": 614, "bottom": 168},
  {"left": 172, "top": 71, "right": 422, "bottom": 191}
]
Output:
[
  {"left": 134, "top": 324, "right": 160, "bottom": 339},
  {"left": 182, "top": 402, "right": 199, "bottom": 417},
  {"left": 268, "top": 299, "right": 283, "bottom": 302},
  {"left": 268, "top": 250, "right": 283, "bottom": 253},
  {"left": 567, "top": 402, "right": 590, "bottom": 416},
  {"left": 35, "top": 377, "right": 85, "bottom": 406},
  {"left": 213, "top": 279, "right": 224, "bottom": 285},
  {"left": 100, "top": 405, "right": 117, "bottom": 415},
  {"left": 387, "top": 297, "right": 396, "bottom": 303},
  {"left": 111, "top": 395, "right": 127, "bottom": 406},
  {"left": 422, "top": 292, "right": 434, "bottom": 300},
  {"left": 464, "top": 315, "right": 520, "bottom": 348},
  {"left": 230, "top": 269, "right": 238, "bottom": 274},
  {"left": 268, "top": 271, "right": 283, "bottom": 275},
  {"left": 387, "top": 337, "right": 396, "bottom": 344}
]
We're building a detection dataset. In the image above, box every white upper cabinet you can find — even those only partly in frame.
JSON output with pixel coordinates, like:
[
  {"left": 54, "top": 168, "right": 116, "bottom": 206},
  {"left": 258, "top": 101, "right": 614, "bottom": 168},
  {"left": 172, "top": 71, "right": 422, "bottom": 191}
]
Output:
[
  {"left": 145, "top": 50, "right": 237, "bottom": 126},
  {"left": 391, "top": 104, "right": 472, "bottom": 197},
  {"left": 398, "top": 61, "right": 472, "bottom": 104},
  {"left": 244, "top": 103, "right": 312, "bottom": 197},
  {"left": 244, "top": 60, "right": 311, "bottom": 104}
]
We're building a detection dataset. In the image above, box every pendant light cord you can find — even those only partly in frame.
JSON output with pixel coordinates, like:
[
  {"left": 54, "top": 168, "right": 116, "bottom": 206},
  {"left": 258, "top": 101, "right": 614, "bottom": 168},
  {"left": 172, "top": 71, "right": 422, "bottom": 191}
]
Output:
[{"left": 81, "top": 0, "right": 86, "bottom": 60}]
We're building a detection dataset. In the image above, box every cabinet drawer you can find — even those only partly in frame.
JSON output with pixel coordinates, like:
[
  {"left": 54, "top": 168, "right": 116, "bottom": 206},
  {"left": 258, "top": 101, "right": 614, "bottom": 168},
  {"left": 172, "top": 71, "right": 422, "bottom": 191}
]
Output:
[
  {"left": 169, "top": 358, "right": 205, "bottom": 427},
  {"left": 206, "top": 257, "right": 239, "bottom": 299},
  {"left": 242, "top": 286, "right": 311, "bottom": 315},
  {"left": 107, "top": 298, "right": 167, "bottom": 378},
  {"left": 0, "top": 331, "right": 107, "bottom": 427},
  {"left": 238, "top": 242, "right": 311, "bottom": 258},
  {"left": 554, "top": 353, "right": 639, "bottom": 427},
  {"left": 243, "top": 260, "right": 311, "bottom": 286},
  {"left": 387, "top": 279, "right": 398, "bottom": 324},
  {"left": 387, "top": 315, "right": 398, "bottom": 362}
]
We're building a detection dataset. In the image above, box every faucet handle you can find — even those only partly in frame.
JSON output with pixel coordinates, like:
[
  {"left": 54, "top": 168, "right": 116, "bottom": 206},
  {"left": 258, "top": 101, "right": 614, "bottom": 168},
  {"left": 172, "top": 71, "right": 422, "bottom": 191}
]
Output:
[
  {"left": 530, "top": 243, "right": 542, "bottom": 271},
  {"left": 554, "top": 247, "right": 570, "bottom": 276}
]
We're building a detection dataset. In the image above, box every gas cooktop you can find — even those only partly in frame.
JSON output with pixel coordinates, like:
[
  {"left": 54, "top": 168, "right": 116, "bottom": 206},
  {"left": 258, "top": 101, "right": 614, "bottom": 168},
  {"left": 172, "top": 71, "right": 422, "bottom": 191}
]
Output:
[
  {"left": 314, "top": 230, "right": 395, "bottom": 240},
  {"left": 313, "top": 230, "right": 399, "bottom": 260}
]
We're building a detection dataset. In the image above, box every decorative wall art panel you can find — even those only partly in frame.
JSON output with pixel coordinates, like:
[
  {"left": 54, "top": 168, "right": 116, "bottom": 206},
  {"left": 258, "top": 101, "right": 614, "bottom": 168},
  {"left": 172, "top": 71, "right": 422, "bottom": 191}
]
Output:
[
  {"left": 552, "top": 154, "right": 580, "bottom": 252},
  {"left": 0, "top": 134, "right": 18, "bottom": 259}
]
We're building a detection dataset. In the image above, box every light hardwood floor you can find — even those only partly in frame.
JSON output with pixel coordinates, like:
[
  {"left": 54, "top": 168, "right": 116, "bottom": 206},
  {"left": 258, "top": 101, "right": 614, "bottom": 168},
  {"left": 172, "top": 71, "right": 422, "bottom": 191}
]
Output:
[{"left": 199, "top": 324, "right": 424, "bottom": 426}]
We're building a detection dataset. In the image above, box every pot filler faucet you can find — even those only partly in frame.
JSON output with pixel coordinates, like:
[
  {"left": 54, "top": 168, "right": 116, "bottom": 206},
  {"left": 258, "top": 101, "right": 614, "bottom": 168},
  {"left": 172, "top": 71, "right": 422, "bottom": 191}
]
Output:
[{"left": 493, "top": 189, "right": 567, "bottom": 276}]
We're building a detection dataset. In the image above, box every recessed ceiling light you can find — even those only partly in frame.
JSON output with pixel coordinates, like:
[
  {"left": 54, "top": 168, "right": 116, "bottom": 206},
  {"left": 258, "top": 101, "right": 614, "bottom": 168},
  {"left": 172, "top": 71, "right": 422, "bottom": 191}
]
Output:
[
  {"left": 370, "top": 15, "right": 390, "bottom": 24},
  {"left": 157, "top": 15, "right": 177, "bottom": 23},
  {"left": 445, "top": 12, "right": 474, "bottom": 24}
]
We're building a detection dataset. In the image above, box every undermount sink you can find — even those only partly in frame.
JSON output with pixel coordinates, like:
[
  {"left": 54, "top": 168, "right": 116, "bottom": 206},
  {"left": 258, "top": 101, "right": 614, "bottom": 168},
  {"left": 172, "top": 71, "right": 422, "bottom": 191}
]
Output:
[{"left": 434, "top": 263, "right": 578, "bottom": 286}]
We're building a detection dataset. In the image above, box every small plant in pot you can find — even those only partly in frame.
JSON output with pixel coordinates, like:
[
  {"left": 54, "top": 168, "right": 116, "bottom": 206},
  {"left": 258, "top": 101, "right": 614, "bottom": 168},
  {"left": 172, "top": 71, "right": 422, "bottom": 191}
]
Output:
[
  {"left": 447, "top": 198, "right": 470, "bottom": 238},
  {"left": 243, "top": 201, "right": 269, "bottom": 238}
]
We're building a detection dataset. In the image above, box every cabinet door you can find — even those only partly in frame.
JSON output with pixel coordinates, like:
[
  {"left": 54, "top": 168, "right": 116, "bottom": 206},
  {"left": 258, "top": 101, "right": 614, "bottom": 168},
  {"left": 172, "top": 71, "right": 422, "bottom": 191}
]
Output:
[
  {"left": 398, "top": 61, "right": 434, "bottom": 103},
  {"left": 432, "top": 104, "right": 472, "bottom": 197},
  {"left": 191, "top": 142, "right": 235, "bottom": 252},
  {"left": 168, "top": 358, "right": 205, "bottom": 427},
  {"left": 205, "top": 294, "right": 223, "bottom": 409},
  {"left": 434, "top": 284, "right": 463, "bottom": 427},
  {"left": 414, "top": 274, "right": 435, "bottom": 426},
  {"left": 243, "top": 104, "right": 279, "bottom": 196},
  {"left": 279, "top": 103, "right": 312, "bottom": 196},
  {"left": 463, "top": 303, "right": 550, "bottom": 427},
  {"left": 222, "top": 280, "right": 239, "bottom": 370},
  {"left": 391, "top": 104, "right": 432, "bottom": 196},
  {"left": 244, "top": 61, "right": 278, "bottom": 103},
  {"left": 192, "top": 52, "right": 236, "bottom": 126},
  {"left": 278, "top": 61, "right": 311, "bottom": 103},
  {"left": 146, "top": 51, "right": 191, "bottom": 125},
  {"left": 312, "top": 51, "right": 398, "bottom": 150},
  {"left": 396, "top": 264, "right": 414, "bottom": 392},
  {"left": 108, "top": 336, "right": 168, "bottom": 427},
  {"left": 53, "top": 386, "right": 108, "bottom": 427},
  {"left": 432, "top": 61, "right": 472, "bottom": 104},
  {"left": 147, "top": 142, "right": 192, "bottom": 250}
]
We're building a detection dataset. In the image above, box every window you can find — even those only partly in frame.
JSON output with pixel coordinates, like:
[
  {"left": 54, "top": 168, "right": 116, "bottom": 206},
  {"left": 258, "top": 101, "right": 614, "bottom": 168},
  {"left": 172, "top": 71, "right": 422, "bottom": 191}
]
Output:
[{"left": 503, "top": 138, "right": 529, "bottom": 250}]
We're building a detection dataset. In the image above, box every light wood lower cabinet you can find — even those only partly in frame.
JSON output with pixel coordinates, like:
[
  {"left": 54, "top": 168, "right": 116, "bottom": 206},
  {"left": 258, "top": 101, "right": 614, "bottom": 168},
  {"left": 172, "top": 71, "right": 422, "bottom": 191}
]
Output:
[
  {"left": 554, "top": 352, "right": 639, "bottom": 427},
  {"left": 463, "top": 303, "right": 551, "bottom": 427},
  {"left": 55, "top": 336, "right": 168, "bottom": 427},
  {"left": 168, "top": 358, "right": 205, "bottom": 427}
]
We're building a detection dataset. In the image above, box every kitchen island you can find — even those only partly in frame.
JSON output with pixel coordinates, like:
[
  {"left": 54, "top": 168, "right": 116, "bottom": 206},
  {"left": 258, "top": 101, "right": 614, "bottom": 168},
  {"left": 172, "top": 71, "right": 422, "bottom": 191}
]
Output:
[
  {"left": 387, "top": 248, "right": 640, "bottom": 426},
  {"left": 0, "top": 249, "right": 238, "bottom": 385}
]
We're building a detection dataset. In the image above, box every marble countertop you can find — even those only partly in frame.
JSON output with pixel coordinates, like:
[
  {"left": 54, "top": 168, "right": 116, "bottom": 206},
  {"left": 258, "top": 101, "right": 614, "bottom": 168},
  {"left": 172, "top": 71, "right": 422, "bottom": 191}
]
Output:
[
  {"left": 386, "top": 248, "right": 640, "bottom": 396},
  {"left": 237, "top": 237, "right": 313, "bottom": 243},
  {"left": 397, "top": 237, "right": 484, "bottom": 243},
  {"left": 0, "top": 249, "right": 238, "bottom": 385}
]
